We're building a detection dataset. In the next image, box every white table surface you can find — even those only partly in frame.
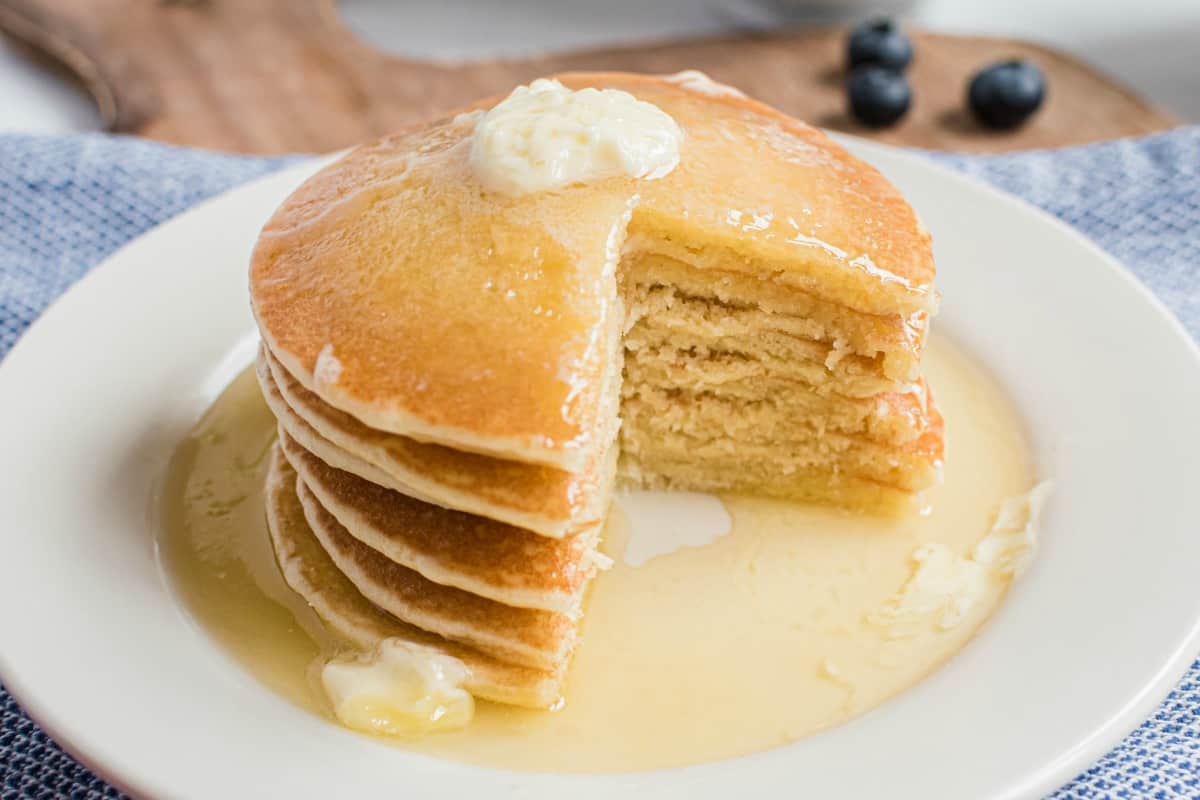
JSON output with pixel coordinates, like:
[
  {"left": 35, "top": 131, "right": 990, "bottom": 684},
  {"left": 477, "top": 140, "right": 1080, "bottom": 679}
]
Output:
[{"left": 2, "top": 0, "right": 1197, "bottom": 137}]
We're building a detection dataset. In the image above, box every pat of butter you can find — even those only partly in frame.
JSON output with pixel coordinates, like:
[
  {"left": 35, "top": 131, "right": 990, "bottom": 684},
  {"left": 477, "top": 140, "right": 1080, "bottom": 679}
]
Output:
[
  {"left": 869, "top": 542, "right": 989, "bottom": 634},
  {"left": 868, "top": 481, "right": 1053, "bottom": 636},
  {"left": 972, "top": 480, "right": 1053, "bottom": 578},
  {"left": 469, "top": 78, "right": 682, "bottom": 195},
  {"left": 321, "top": 639, "right": 474, "bottom": 736}
]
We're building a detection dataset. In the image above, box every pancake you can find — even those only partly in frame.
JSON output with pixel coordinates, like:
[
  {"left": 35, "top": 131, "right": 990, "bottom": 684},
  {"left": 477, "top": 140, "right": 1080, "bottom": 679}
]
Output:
[
  {"left": 278, "top": 429, "right": 600, "bottom": 613},
  {"left": 250, "top": 72, "right": 936, "bottom": 477},
  {"left": 264, "top": 445, "right": 564, "bottom": 708},
  {"left": 259, "top": 345, "right": 609, "bottom": 537}
]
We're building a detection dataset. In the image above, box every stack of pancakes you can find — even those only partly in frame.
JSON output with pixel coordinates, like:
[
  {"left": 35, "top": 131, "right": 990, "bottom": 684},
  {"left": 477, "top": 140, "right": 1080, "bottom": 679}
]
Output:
[{"left": 250, "top": 72, "right": 944, "bottom": 709}]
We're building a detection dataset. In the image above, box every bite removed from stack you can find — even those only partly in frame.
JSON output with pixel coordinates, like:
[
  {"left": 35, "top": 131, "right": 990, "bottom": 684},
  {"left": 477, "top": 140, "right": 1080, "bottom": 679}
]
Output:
[{"left": 249, "top": 71, "right": 943, "bottom": 710}]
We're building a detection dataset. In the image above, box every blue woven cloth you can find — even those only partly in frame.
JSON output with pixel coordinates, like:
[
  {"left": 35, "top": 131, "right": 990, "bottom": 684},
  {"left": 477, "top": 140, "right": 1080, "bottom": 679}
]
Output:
[{"left": 1, "top": 129, "right": 1198, "bottom": 799}]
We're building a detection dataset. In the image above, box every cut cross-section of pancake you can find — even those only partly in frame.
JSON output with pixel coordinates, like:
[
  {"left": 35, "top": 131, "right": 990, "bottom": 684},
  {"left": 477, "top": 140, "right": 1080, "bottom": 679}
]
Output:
[{"left": 264, "top": 445, "right": 565, "bottom": 708}]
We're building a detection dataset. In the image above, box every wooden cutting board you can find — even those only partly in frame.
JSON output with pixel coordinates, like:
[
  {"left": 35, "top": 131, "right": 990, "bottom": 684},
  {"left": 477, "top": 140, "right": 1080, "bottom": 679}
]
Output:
[{"left": 0, "top": 0, "right": 1179, "bottom": 154}]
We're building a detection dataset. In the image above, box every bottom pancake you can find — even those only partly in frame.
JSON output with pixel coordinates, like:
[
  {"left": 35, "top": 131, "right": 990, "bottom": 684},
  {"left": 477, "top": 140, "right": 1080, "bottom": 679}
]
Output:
[{"left": 264, "top": 443, "right": 565, "bottom": 709}]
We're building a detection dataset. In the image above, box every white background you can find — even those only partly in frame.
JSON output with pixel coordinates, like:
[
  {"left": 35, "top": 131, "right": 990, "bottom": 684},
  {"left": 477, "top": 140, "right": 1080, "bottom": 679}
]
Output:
[{"left": 2, "top": 0, "right": 1198, "bottom": 135}]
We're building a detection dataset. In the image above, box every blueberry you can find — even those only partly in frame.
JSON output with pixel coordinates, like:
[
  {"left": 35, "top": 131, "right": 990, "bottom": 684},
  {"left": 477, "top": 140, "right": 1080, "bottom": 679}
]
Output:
[
  {"left": 968, "top": 60, "right": 1046, "bottom": 129},
  {"left": 847, "top": 66, "right": 912, "bottom": 128},
  {"left": 847, "top": 18, "right": 913, "bottom": 72}
]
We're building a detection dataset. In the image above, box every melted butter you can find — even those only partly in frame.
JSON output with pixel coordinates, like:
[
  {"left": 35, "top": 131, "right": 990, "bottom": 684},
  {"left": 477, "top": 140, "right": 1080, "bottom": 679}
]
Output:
[
  {"left": 158, "top": 334, "right": 1034, "bottom": 771},
  {"left": 322, "top": 639, "right": 474, "bottom": 736}
]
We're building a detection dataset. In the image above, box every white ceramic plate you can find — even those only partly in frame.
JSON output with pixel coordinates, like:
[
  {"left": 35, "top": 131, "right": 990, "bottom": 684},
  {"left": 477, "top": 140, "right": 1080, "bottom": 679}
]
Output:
[{"left": 0, "top": 139, "right": 1198, "bottom": 800}]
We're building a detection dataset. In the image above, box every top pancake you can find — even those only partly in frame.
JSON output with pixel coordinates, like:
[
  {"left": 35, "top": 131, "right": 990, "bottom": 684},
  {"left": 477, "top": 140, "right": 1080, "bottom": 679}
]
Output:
[{"left": 250, "top": 72, "right": 935, "bottom": 471}]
